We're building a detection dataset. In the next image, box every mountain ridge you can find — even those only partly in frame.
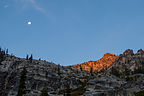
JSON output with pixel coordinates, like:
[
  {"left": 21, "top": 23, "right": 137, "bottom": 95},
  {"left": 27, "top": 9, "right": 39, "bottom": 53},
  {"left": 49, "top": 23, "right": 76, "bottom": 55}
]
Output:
[
  {"left": 72, "top": 53, "right": 119, "bottom": 72},
  {"left": 1, "top": 48, "right": 144, "bottom": 96}
]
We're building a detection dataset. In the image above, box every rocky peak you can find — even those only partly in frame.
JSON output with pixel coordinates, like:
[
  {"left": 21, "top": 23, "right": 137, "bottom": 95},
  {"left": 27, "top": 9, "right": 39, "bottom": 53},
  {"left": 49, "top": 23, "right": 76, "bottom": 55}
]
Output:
[
  {"left": 72, "top": 53, "right": 119, "bottom": 72},
  {"left": 123, "top": 49, "right": 134, "bottom": 56},
  {"left": 136, "top": 49, "right": 144, "bottom": 55},
  {"left": 104, "top": 53, "right": 115, "bottom": 56},
  {"left": 103, "top": 53, "right": 117, "bottom": 58},
  {"left": 109, "top": 49, "right": 144, "bottom": 76}
]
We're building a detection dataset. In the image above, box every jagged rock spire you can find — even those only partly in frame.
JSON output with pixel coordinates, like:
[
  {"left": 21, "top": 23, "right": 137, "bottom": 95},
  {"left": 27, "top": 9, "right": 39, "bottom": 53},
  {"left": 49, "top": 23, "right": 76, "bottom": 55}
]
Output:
[{"left": 123, "top": 49, "right": 134, "bottom": 56}]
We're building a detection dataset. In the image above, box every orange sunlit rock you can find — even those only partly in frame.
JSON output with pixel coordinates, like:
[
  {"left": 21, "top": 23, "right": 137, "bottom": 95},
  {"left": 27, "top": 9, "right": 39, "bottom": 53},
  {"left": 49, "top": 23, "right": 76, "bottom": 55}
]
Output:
[{"left": 72, "top": 53, "right": 119, "bottom": 72}]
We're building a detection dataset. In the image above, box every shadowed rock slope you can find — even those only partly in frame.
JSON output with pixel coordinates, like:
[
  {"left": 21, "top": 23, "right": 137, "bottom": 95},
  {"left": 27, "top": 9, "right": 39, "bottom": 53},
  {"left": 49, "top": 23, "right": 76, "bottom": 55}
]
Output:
[{"left": 0, "top": 50, "right": 90, "bottom": 96}]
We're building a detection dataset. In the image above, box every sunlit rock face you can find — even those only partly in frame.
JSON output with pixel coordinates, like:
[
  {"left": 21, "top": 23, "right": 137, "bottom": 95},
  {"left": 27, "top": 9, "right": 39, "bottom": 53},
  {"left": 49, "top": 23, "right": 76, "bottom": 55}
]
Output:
[{"left": 72, "top": 53, "right": 119, "bottom": 72}]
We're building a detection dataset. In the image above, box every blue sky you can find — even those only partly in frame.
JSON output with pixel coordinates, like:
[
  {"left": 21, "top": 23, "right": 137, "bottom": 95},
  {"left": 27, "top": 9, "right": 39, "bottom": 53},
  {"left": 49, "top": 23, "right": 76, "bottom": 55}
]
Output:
[{"left": 0, "top": 0, "right": 144, "bottom": 65}]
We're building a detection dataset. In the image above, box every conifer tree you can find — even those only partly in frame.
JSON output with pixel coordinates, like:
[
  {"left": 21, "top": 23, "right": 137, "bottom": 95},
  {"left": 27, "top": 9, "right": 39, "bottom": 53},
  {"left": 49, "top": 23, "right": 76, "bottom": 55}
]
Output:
[
  {"left": 0, "top": 48, "right": 5, "bottom": 63},
  {"left": 26, "top": 55, "right": 29, "bottom": 60},
  {"left": 45, "top": 71, "right": 48, "bottom": 78},
  {"left": 90, "top": 66, "right": 93, "bottom": 76},
  {"left": 29, "top": 54, "right": 33, "bottom": 63},
  {"left": 6, "top": 49, "right": 8, "bottom": 54},
  {"left": 17, "top": 67, "right": 27, "bottom": 96},
  {"left": 80, "top": 65, "right": 83, "bottom": 71},
  {"left": 58, "top": 64, "right": 61, "bottom": 76}
]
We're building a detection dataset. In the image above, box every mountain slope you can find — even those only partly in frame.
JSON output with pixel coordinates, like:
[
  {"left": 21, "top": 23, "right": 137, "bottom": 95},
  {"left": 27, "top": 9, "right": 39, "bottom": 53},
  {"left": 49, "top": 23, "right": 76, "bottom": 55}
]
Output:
[
  {"left": 1, "top": 48, "right": 144, "bottom": 96},
  {"left": 0, "top": 50, "right": 90, "bottom": 96},
  {"left": 84, "top": 49, "right": 144, "bottom": 96}
]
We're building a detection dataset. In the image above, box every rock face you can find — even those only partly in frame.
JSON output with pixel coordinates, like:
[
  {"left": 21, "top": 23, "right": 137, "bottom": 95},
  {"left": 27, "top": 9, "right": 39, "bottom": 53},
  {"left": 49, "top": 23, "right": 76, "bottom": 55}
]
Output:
[
  {"left": 109, "top": 49, "right": 144, "bottom": 74},
  {"left": 72, "top": 53, "right": 119, "bottom": 72},
  {"left": 1, "top": 49, "right": 144, "bottom": 96},
  {"left": 84, "top": 73, "right": 144, "bottom": 96},
  {"left": 0, "top": 50, "right": 90, "bottom": 96},
  {"left": 84, "top": 49, "right": 144, "bottom": 96}
]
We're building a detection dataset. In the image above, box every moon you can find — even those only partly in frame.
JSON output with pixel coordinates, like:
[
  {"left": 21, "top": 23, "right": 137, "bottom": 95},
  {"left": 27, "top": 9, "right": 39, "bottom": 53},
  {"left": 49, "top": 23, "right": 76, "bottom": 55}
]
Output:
[{"left": 28, "top": 21, "right": 32, "bottom": 25}]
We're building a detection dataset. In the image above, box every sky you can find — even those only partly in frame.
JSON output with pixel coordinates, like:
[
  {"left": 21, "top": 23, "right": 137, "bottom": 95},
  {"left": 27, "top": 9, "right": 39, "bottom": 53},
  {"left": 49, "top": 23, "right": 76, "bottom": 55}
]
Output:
[{"left": 0, "top": 0, "right": 144, "bottom": 65}]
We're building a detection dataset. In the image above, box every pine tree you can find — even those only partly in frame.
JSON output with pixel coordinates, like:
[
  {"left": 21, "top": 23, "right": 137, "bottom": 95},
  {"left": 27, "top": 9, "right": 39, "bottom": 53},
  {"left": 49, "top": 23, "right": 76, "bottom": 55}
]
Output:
[
  {"left": 6, "top": 49, "right": 8, "bottom": 54},
  {"left": 45, "top": 71, "right": 48, "bottom": 78},
  {"left": 0, "top": 48, "right": 6, "bottom": 63},
  {"left": 80, "top": 65, "right": 83, "bottom": 71},
  {"left": 90, "top": 66, "right": 93, "bottom": 76},
  {"left": 58, "top": 64, "right": 61, "bottom": 76},
  {"left": 26, "top": 55, "right": 29, "bottom": 60},
  {"left": 29, "top": 54, "right": 33, "bottom": 63},
  {"left": 17, "top": 67, "right": 27, "bottom": 96}
]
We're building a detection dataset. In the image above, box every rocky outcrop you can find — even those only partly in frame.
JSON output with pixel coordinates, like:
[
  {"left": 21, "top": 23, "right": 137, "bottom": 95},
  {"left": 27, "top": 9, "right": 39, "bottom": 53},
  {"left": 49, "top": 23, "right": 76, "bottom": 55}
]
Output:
[
  {"left": 83, "top": 49, "right": 144, "bottom": 96},
  {"left": 72, "top": 53, "right": 119, "bottom": 72},
  {"left": 108, "top": 49, "right": 144, "bottom": 74},
  {"left": 84, "top": 73, "right": 144, "bottom": 96},
  {"left": 0, "top": 51, "right": 90, "bottom": 96},
  {"left": 123, "top": 49, "right": 134, "bottom": 56}
]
